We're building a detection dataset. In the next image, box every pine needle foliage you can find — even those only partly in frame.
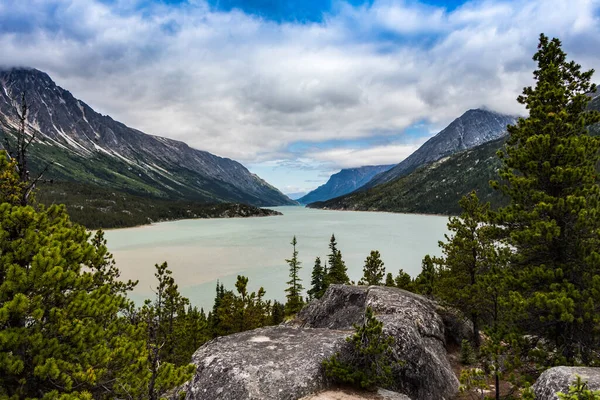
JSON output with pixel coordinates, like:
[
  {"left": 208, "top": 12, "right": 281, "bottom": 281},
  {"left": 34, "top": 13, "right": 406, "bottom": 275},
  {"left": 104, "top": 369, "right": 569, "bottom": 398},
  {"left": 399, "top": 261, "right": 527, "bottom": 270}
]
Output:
[
  {"left": 492, "top": 33, "right": 600, "bottom": 363},
  {"left": 435, "top": 191, "right": 496, "bottom": 348},
  {"left": 285, "top": 236, "right": 304, "bottom": 316},
  {"left": 558, "top": 376, "right": 600, "bottom": 400},
  {"left": 322, "top": 306, "right": 400, "bottom": 391},
  {"left": 358, "top": 250, "right": 386, "bottom": 286},
  {"left": 326, "top": 234, "right": 350, "bottom": 285},
  {"left": 307, "top": 257, "right": 327, "bottom": 300}
]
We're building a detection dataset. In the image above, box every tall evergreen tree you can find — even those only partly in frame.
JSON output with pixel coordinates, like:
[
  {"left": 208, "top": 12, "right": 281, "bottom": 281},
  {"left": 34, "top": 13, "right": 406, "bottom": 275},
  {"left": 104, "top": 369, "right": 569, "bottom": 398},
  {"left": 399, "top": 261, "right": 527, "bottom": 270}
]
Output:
[
  {"left": 285, "top": 236, "right": 304, "bottom": 315},
  {"left": 327, "top": 234, "right": 350, "bottom": 284},
  {"left": 143, "top": 262, "right": 195, "bottom": 400},
  {"left": 307, "top": 256, "right": 327, "bottom": 300},
  {"left": 435, "top": 191, "right": 495, "bottom": 349},
  {"left": 492, "top": 34, "right": 600, "bottom": 363},
  {"left": 359, "top": 250, "right": 386, "bottom": 286}
]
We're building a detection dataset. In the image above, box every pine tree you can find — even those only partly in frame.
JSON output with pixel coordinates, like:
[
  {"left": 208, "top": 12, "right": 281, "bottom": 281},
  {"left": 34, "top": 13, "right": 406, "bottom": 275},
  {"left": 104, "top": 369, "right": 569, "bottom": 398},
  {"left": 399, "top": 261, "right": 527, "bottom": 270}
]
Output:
[
  {"left": 143, "top": 262, "right": 196, "bottom": 400},
  {"left": 307, "top": 256, "right": 327, "bottom": 300},
  {"left": 492, "top": 34, "right": 600, "bottom": 363},
  {"left": 414, "top": 255, "right": 436, "bottom": 296},
  {"left": 322, "top": 306, "right": 400, "bottom": 390},
  {"left": 385, "top": 272, "right": 395, "bottom": 287},
  {"left": 285, "top": 236, "right": 304, "bottom": 316},
  {"left": 208, "top": 281, "right": 226, "bottom": 337},
  {"left": 359, "top": 250, "right": 386, "bottom": 286},
  {"left": 394, "top": 269, "right": 413, "bottom": 291},
  {"left": 0, "top": 153, "right": 191, "bottom": 398},
  {"left": 327, "top": 234, "right": 350, "bottom": 284},
  {"left": 435, "top": 191, "right": 495, "bottom": 349},
  {"left": 271, "top": 300, "right": 285, "bottom": 325}
]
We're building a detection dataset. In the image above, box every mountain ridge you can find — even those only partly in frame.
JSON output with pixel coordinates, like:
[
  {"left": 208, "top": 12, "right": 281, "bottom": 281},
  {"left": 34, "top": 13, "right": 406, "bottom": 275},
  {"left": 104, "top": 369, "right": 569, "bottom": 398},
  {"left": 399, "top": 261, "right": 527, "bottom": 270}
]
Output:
[
  {"left": 0, "top": 67, "right": 295, "bottom": 206},
  {"left": 297, "top": 164, "right": 394, "bottom": 204},
  {"left": 309, "top": 94, "right": 600, "bottom": 215},
  {"left": 363, "top": 109, "right": 517, "bottom": 189}
]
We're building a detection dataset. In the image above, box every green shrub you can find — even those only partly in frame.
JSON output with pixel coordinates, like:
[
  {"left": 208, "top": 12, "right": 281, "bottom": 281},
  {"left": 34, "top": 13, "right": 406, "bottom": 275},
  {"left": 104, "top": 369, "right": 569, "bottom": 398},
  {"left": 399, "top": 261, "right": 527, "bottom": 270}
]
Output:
[
  {"left": 460, "top": 339, "right": 477, "bottom": 365},
  {"left": 322, "top": 306, "right": 400, "bottom": 390},
  {"left": 558, "top": 376, "right": 600, "bottom": 400}
]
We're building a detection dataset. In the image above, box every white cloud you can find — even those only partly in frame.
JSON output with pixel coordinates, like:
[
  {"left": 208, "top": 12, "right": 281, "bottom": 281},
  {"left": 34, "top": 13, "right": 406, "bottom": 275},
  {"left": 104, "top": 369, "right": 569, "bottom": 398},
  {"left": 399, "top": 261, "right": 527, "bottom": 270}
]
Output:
[
  {"left": 306, "top": 142, "right": 425, "bottom": 169},
  {"left": 0, "top": 0, "right": 599, "bottom": 172}
]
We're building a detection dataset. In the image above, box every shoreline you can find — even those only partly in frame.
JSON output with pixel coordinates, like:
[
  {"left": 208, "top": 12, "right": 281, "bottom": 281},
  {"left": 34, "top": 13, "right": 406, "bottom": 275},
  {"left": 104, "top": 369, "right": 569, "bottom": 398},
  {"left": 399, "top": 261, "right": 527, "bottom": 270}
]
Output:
[
  {"left": 307, "top": 205, "right": 452, "bottom": 218},
  {"left": 98, "top": 208, "right": 283, "bottom": 231},
  {"left": 99, "top": 205, "right": 450, "bottom": 232}
]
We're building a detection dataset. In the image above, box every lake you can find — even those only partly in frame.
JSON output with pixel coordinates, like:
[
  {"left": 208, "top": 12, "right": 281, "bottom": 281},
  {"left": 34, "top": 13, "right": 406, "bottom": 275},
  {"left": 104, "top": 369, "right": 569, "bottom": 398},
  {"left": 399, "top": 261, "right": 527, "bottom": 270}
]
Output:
[{"left": 105, "top": 206, "right": 449, "bottom": 310}]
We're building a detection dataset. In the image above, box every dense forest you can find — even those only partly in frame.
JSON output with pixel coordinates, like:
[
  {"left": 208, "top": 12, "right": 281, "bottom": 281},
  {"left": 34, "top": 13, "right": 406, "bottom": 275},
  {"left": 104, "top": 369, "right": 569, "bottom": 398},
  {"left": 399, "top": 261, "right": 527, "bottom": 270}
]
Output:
[
  {"left": 1, "top": 33, "right": 600, "bottom": 399},
  {"left": 35, "top": 180, "right": 282, "bottom": 229}
]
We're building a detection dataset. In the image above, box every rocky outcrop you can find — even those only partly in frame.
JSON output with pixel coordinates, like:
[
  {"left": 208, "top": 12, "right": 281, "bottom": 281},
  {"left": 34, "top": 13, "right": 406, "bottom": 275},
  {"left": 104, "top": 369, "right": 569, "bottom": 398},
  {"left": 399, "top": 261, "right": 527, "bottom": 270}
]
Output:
[
  {"left": 181, "top": 285, "right": 459, "bottom": 400},
  {"left": 533, "top": 367, "right": 600, "bottom": 400},
  {"left": 184, "top": 326, "right": 349, "bottom": 400},
  {"left": 300, "top": 388, "right": 412, "bottom": 399},
  {"left": 295, "top": 285, "right": 459, "bottom": 400}
]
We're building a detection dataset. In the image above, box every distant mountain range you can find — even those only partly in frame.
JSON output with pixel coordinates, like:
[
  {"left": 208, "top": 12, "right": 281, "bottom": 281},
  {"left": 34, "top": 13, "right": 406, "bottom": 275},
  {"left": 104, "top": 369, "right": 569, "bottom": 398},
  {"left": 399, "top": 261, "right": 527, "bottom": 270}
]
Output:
[
  {"left": 297, "top": 165, "right": 394, "bottom": 204},
  {"left": 364, "top": 109, "right": 517, "bottom": 188},
  {"left": 0, "top": 68, "right": 295, "bottom": 207},
  {"left": 308, "top": 137, "right": 507, "bottom": 214},
  {"left": 309, "top": 92, "right": 600, "bottom": 215}
]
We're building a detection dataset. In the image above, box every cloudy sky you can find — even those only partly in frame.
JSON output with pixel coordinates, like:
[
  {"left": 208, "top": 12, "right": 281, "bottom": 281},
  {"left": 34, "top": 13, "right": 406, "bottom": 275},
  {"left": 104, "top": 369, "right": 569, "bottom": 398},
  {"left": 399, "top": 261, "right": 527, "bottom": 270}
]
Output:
[{"left": 1, "top": 0, "right": 599, "bottom": 197}]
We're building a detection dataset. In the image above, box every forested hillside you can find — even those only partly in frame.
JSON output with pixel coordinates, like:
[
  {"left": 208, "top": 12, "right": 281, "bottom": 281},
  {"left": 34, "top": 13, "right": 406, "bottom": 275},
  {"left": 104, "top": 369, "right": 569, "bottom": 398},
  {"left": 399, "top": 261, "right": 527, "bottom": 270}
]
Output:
[{"left": 311, "top": 87, "right": 600, "bottom": 215}]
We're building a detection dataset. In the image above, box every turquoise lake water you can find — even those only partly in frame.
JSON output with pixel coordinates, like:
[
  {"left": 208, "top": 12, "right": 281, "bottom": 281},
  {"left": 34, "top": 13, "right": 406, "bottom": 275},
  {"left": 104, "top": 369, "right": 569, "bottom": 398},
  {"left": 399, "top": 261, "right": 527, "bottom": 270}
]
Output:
[{"left": 105, "top": 206, "right": 449, "bottom": 310}]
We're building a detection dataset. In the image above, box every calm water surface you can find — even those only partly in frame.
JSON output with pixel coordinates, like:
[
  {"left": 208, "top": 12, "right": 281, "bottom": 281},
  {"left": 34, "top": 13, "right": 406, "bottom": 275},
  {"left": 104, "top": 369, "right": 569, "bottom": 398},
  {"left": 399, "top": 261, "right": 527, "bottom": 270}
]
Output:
[{"left": 105, "top": 207, "right": 449, "bottom": 310}]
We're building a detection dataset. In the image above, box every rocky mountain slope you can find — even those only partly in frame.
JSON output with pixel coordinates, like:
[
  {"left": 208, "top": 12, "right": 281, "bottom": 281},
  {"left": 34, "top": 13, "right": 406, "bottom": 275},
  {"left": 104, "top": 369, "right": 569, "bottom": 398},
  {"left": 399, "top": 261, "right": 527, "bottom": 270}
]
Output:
[
  {"left": 0, "top": 68, "right": 294, "bottom": 206},
  {"left": 309, "top": 137, "right": 507, "bottom": 215},
  {"left": 363, "top": 109, "right": 516, "bottom": 188},
  {"left": 297, "top": 164, "right": 394, "bottom": 204},
  {"left": 310, "top": 95, "right": 600, "bottom": 215}
]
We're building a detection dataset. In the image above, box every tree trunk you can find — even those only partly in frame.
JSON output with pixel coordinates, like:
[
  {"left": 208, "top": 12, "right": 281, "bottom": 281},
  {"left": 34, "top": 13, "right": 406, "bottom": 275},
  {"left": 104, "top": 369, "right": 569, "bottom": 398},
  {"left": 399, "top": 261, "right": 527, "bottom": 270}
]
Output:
[
  {"left": 472, "top": 313, "right": 481, "bottom": 349},
  {"left": 495, "top": 371, "right": 500, "bottom": 400}
]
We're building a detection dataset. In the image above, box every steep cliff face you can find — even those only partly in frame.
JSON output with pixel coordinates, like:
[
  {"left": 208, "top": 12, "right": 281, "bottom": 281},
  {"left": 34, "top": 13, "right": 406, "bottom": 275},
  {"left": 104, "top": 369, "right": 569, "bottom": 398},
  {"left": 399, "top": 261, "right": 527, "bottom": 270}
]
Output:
[
  {"left": 0, "top": 68, "right": 294, "bottom": 206},
  {"left": 297, "top": 165, "right": 394, "bottom": 204},
  {"left": 364, "top": 109, "right": 516, "bottom": 188}
]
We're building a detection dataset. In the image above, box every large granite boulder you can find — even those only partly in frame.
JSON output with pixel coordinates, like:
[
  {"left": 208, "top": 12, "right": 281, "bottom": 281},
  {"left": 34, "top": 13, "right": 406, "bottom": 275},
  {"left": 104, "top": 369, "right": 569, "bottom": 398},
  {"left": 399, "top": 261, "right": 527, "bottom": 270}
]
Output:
[
  {"left": 181, "top": 285, "right": 459, "bottom": 400},
  {"left": 183, "top": 326, "right": 349, "bottom": 400},
  {"left": 300, "top": 388, "right": 412, "bottom": 399},
  {"left": 533, "top": 367, "right": 600, "bottom": 400},
  {"left": 294, "top": 285, "right": 459, "bottom": 400}
]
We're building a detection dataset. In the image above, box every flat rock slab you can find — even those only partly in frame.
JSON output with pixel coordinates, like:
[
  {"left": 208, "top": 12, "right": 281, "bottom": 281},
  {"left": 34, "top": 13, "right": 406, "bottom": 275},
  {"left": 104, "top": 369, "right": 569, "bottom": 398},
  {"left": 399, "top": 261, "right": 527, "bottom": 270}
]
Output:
[
  {"left": 534, "top": 367, "right": 600, "bottom": 400},
  {"left": 184, "top": 326, "right": 349, "bottom": 400}
]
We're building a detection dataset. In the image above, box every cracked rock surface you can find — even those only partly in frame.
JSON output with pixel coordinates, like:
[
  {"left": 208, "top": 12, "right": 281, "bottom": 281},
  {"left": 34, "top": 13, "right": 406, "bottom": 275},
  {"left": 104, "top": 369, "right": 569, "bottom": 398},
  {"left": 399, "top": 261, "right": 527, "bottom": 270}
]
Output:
[
  {"left": 533, "top": 367, "right": 600, "bottom": 400},
  {"left": 181, "top": 285, "right": 459, "bottom": 400}
]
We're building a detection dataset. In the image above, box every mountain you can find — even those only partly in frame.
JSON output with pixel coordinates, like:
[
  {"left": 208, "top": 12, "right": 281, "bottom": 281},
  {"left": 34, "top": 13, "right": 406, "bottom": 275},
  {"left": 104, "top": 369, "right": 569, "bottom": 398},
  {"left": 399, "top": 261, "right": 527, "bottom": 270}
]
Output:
[
  {"left": 363, "top": 109, "right": 517, "bottom": 189},
  {"left": 590, "top": 88, "right": 600, "bottom": 135},
  {"left": 309, "top": 94, "right": 600, "bottom": 215},
  {"left": 297, "top": 165, "right": 394, "bottom": 204},
  {"left": 0, "top": 68, "right": 295, "bottom": 206},
  {"left": 308, "top": 137, "right": 507, "bottom": 215}
]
